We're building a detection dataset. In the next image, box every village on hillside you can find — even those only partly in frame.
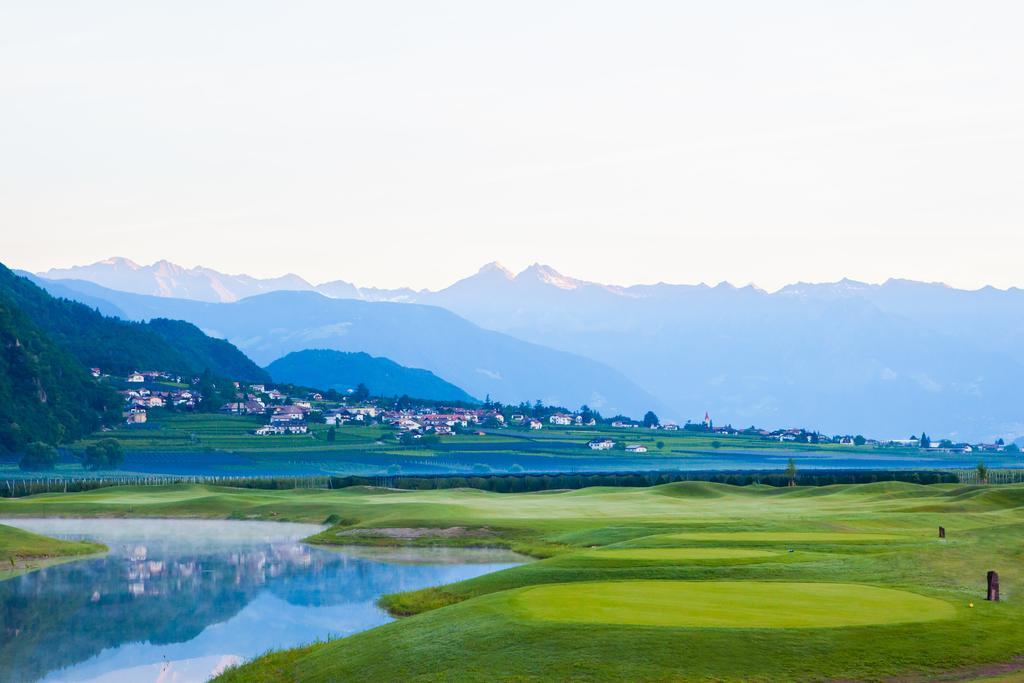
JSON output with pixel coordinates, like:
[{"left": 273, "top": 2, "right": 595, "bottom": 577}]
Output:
[{"left": 105, "top": 368, "right": 1020, "bottom": 456}]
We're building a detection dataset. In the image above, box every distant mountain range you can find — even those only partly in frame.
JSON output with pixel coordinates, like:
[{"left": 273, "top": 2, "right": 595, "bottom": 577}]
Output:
[
  {"left": 41, "top": 258, "right": 317, "bottom": 303},
  {"left": 27, "top": 276, "right": 662, "bottom": 418},
  {"left": 32, "top": 258, "right": 1024, "bottom": 441},
  {"left": 266, "top": 350, "right": 477, "bottom": 403}
]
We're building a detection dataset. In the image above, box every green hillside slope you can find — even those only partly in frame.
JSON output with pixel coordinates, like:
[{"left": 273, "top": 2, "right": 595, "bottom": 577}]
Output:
[
  {"left": 0, "top": 264, "right": 267, "bottom": 382},
  {"left": 0, "top": 288, "right": 119, "bottom": 451}
]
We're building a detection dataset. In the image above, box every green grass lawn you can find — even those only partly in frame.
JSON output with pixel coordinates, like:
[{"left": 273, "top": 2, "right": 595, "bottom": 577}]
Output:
[
  {"left": 4, "top": 480, "right": 1024, "bottom": 680},
  {"left": 511, "top": 580, "right": 956, "bottom": 628},
  {"left": 0, "top": 523, "right": 106, "bottom": 580}
]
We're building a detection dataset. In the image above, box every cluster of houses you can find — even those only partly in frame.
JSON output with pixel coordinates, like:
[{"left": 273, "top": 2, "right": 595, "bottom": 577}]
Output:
[
  {"left": 545, "top": 413, "right": 597, "bottom": 427},
  {"left": 109, "top": 371, "right": 1021, "bottom": 454},
  {"left": 586, "top": 438, "right": 648, "bottom": 453},
  {"left": 115, "top": 370, "right": 199, "bottom": 424},
  {"left": 885, "top": 435, "right": 1013, "bottom": 454},
  {"left": 381, "top": 408, "right": 506, "bottom": 438}
]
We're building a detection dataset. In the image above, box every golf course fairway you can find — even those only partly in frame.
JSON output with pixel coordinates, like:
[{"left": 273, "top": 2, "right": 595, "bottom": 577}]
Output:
[
  {"left": 5, "top": 480, "right": 1024, "bottom": 680},
  {"left": 661, "top": 531, "right": 906, "bottom": 543},
  {"left": 587, "top": 547, "right": 779, "bottom": 561},
  {"left": 513, "top": 580, "right": 956, "bottom": 628}
]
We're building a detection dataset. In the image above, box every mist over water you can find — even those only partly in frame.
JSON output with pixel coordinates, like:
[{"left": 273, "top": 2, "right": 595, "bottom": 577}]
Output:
[{"left": 0, "top": 519, "right": 522, "bottom": 682}]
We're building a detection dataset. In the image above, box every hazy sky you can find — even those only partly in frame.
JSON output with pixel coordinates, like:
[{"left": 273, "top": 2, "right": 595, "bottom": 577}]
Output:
[{"left": 2, "top": 1, "right": 1022, "bottom": 290}]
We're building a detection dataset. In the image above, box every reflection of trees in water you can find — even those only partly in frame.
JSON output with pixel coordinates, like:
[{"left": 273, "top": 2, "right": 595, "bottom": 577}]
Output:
[{"left": 0, "top": 542, "right": 339, "bottom": 682}]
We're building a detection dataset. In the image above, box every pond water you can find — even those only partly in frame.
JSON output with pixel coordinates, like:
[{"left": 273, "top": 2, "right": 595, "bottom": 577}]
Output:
[{"left": 0, "top": 518, "right": 524, "bottom": 682}]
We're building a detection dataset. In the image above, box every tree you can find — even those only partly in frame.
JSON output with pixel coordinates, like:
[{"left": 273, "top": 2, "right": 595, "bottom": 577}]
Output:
[
  {"left": 977, "top": 461, "right": 989, "bottom": 484},
  {"left": 643, "top": 411, "right": 660, "bottom": 428},
  {"left": 1006, "top": 443, "right": 1020, "bottom": 454},
  {"left": 352, "top": 383, "right": 370, "bottom": 402},
  {"left": 82, "top": 438, "right": 123, "bottom": 470},
  {"left": 920, "top": 432, "right": 931, "bottom": 449},
  {"left": 853, "top": 434, "right": 866, "bottom": 446},
  {"left": 326, "top": 427, "right": 336, "bottom": 443},
  {"left": 785, "top": 458, "right": 797, "bottom": 487},
  {"left": 656, "top": 441, "right": 665, "bottom": 450},
  {"left": 19, "top": 442, "right": 58, "bottom": 471}
]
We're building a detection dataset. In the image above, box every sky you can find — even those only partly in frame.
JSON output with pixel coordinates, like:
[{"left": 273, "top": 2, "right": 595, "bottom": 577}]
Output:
[{"left": 2, "top": 1, "right": 1023, "bottom": 291}]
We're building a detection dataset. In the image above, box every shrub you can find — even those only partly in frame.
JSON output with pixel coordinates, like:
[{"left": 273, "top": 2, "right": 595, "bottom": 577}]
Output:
[
  {"left": 19, "top": 442, "right": 58, "bottom": 471},
  {"left": 82, "top": 438, "right": 123, "bottom": 470}
]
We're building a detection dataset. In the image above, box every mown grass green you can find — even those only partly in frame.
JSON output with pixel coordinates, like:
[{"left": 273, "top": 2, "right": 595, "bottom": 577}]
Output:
[{"left": 513, "top": 580, "right": 956, "bottom": 628}]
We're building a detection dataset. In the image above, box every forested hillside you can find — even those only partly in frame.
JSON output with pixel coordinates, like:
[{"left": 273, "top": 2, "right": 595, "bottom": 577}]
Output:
[
  {"left": 266, "top": 349, "right": 476, "bottom": 402},
  {"left": 0, "top": 265, "right": 267, "bottom": 382},
  {"left": 0, "top": 290, "right": 119, "bottom": 451}
]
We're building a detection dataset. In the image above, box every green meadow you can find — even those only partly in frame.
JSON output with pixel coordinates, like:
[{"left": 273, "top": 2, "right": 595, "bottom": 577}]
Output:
[{"left": 3, "top": 480, "right": 1024, "bottom": 679}]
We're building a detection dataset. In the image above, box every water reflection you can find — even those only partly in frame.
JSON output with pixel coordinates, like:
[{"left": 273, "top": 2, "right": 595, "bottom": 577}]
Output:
[{"left": 0, "top": 519, "right": 523, "bottom": 682}]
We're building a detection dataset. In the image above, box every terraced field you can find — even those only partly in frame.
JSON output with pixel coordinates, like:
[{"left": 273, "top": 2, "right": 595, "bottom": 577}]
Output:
[{"left": 5, "top": 411, "right": 1002, "bottom": 479}]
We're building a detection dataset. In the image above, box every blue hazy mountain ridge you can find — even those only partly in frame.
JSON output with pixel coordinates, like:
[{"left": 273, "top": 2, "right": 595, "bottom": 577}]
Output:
[
  {"left": 417, "top": 266, "right": 1024, "bottom": 442},
  {"left": 266, "top": 349, "right": 477, "bottom": 403},
  {"left": 31, "top": 278, "right": 664, "bottom": 417},
  {"left": 42, "top": 257, "right": 317, "bottom": 303},
  {"left": 32, "top": 263, "right": 1024, "bottom": 441}
]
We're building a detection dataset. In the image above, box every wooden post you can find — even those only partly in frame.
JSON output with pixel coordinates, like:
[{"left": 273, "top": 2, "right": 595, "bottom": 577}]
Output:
[
  {"left": 939, "top": 526, "right": 945, "bottom": 539},
  {"left": 987, "top": 571, "right": 1000, "bottom": 601}
]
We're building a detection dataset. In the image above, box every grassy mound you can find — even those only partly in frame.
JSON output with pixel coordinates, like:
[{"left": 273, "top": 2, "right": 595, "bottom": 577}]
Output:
[
  {"left": 0, "top": 523, "right": 105, "bottom": 579},
  {"left": 513, "top": 580, "right": 956, "bottom": 628},
  {"left": 662, "top": 531, "right": 906, "bottom": 543},
  {"left": 587, "top": 547, "right": 779, "bottom": 561}
]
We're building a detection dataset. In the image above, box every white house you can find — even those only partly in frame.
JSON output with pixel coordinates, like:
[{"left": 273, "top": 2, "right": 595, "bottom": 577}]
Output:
[
  {"left": 625, "top": 444, "right": 648, "bottom": 453},
  {"left": 528, "top": 419, "right": 543, "bottom": 430},
  {"left": 255, "top": 425, "right": 283, "bottom": 435},
  {"left": 549, "top": 414, "right": 573, "bottom": 426},
  {"left": 127, "top": 372, "right": 145, "bottom": 383},
  {"left": 255, "top": 424, "right": 308, "bottom": 436},
  {"left": 588, "top": 438, "right": 614, "bottom": 450}
]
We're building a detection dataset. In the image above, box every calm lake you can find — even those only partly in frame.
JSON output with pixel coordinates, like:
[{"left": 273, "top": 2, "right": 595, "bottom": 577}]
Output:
[{"left": 0, "top": 518, "right": 524, "bottom": 682}]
